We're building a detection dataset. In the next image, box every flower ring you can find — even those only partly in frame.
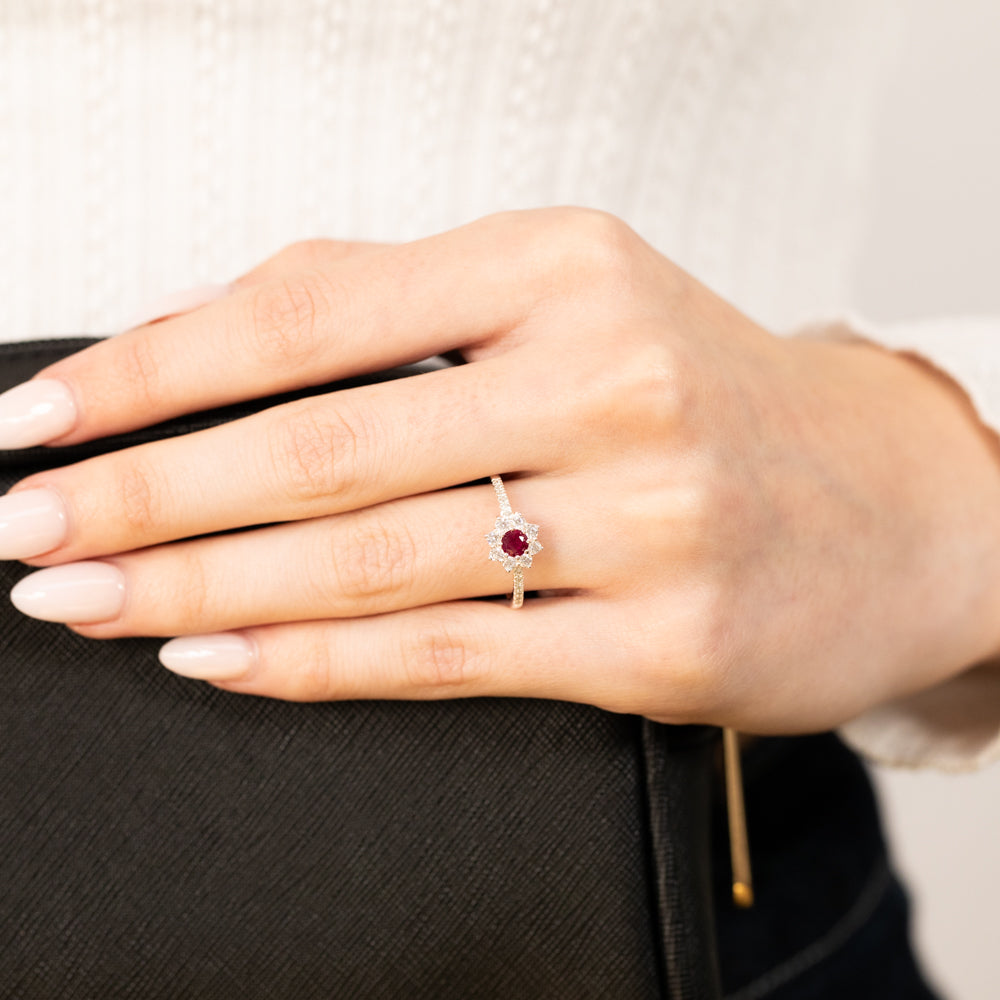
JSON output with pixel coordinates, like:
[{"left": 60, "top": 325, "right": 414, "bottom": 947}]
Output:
[{"left": 485, "top": 475, "right": 542, "bottom": 609}]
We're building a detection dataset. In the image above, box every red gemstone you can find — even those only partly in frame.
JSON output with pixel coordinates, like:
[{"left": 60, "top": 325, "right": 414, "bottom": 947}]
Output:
[{"left": 501, "top": 529, "right": 529, "bottom": 557}]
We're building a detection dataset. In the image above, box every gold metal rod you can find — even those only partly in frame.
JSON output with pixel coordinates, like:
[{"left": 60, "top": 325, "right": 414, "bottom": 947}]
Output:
[{"left": 723, "top": 726, "right": 754, "bottom": 908}]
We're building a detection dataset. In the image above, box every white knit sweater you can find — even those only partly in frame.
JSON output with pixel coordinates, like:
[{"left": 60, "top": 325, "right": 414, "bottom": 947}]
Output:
[{"left": 2, "top": 0, "right": 998, "bottom": 769}]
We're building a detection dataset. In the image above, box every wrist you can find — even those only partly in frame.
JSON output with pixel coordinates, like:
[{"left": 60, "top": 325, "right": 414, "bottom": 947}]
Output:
[{"left": 794, "top": 331, "right": 1000, "bottom": 682}]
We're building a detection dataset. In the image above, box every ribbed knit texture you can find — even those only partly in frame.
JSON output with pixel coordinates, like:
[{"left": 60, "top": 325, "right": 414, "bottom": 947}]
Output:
[
  {"left": 2, "top": 0, "right": 899, "bottom": 340},
  {"left": 2, "top": 0, "right": 999, "bottom": 769}
]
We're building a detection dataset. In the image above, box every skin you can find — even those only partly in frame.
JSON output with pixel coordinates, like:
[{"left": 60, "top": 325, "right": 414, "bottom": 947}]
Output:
[{"left": 9, "top": 206, "right": 1000, "bottom": 733}]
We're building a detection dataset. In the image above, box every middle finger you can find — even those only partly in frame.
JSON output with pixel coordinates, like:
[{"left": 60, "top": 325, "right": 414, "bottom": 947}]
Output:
[{"left": 9, "top": 354, "right": 563, "bottom": 566}]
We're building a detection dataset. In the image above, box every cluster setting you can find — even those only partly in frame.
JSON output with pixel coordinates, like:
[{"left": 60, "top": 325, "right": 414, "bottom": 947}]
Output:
[{"left": 485, "top": 512, "right": 542, "bottom": 572}]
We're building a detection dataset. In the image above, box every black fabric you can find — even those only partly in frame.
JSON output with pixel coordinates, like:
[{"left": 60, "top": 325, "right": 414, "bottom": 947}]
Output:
[
  {"left": 711, "top": 734, "right": 941, "bottom": 1000},
  {"left": 0, "top": 339, "right": 722, "bottom": 999}
]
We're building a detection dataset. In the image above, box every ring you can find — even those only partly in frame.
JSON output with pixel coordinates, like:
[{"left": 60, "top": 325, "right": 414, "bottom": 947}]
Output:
[{"left": 485, "top": 475, "right": 542, "bottom": 609}]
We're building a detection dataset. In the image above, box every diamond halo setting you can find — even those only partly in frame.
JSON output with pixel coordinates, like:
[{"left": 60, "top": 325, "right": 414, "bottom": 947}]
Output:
[
  {"left": 486, "top": 475, "right": 542, "bottom": 608},
  {"left": 485, "top": 511, "right": 542, "bottom": 572}
]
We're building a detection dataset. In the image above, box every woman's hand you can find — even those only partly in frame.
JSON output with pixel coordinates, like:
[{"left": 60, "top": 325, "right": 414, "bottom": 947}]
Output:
[{"left": 3, "top": 207, "right": 1000, "bottom": 733}]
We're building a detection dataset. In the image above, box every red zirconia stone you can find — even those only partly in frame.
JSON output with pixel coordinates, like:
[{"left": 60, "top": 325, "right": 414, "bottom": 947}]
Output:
[{"left": 501, "top": 529, "right": 529, "bottom": 557}]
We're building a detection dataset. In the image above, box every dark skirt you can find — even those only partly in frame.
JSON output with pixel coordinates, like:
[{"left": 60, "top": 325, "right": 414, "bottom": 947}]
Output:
[{"left": 712, "top": 732, "right": 942, "bottom": 1000}]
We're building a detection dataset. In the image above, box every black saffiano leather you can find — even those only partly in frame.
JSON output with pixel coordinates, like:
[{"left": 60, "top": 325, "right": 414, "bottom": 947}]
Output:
[{"left": 0, "top": 339, "right": 722, "bottom": 999}]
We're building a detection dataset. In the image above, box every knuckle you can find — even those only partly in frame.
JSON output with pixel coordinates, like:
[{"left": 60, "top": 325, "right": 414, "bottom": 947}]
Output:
[
  {"left": 637, "top": 587, "right": 733, "bottom": 724},
  {"left": 507, "top": 206, "right": 658, "bottom": 317},
  {"left": 113, "top": 334, "right": 163, "bottom": 410},
  {"left": 267, "top": 402, "right": 369, "bottom": 505},
  {"left": 116, "top": 545, "right": 208, "bottom": 635},
  {"left": 161, "top": 548, "right": 211, "bottom": 631},
  {"left": 479, "top": 207, "right": 642, "bottom": 301},
  {"left": 641, "top": 446, "right": 741, "bottom": 574},
  {"left": 628, "top": 341, "right": 689, "bottom": 426},
  {"left": 245, "top": 271, "right": 334, "bottom": 371},
  {"left": 404, "top": 628, "right": 483, "bottom": 692},
  {"left": 684, "top": 450, "right": 747, "bottom": 557},
  {"left": 289, "top": 643, "right": 337, "bottom": 701},
  {"left": 280, "top": 238, "right": 340, "bottom": 271},
  {"left": 678, "top": 478, "right": 721, "bottom": 556},
  {"left": 680, "top": 579, "right": 742, "bottom": 712},
  {"left": 569, "top": 338, "right": 688, "bottom": 439},
  {"left": 115, "top": 456, "right": 167, "bottom": 537},
  {"left": 329, "top": 517, "right": 416, "bottom": 603},
  {"left": 558, "top": 204, "right": 633, "bottom": 243},
  {"left": 551, "top": 206, "right": 640, "bottom": 277}
]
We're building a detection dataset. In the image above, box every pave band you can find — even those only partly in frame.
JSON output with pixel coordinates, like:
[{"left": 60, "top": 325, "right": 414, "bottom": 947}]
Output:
[{"left": 486, "top": 475, "right": 541, "bottom": 609}]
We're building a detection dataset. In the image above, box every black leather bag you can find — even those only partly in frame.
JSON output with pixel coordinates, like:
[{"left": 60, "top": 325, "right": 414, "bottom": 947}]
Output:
[{"left": 0, "top": 339, "right": 722, "bottom": 999}]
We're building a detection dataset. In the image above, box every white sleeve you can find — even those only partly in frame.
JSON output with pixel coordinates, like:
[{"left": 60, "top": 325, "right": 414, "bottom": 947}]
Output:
[{"left": 789, "top": 311, "right": 1000, "bottom": 773}]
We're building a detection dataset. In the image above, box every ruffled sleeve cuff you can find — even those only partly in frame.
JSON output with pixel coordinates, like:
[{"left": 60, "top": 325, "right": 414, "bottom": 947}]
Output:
[{"left": 787, "top": 311, "right": 1000, "bottom": 772}]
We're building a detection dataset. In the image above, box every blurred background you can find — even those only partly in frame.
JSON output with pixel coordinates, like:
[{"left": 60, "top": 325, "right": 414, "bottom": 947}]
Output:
[{"left": 854, "top": 2, "right": 1000, "bottom": 997}]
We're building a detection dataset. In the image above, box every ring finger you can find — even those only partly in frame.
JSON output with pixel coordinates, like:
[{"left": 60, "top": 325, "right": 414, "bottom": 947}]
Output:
[{"left": 11, "top": 479, "right": 581, "bottom": 637}]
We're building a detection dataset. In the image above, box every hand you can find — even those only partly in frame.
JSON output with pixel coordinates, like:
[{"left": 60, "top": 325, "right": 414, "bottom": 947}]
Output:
[{"left": 4, "top": 207, "right": 1000, "bottom": 733}]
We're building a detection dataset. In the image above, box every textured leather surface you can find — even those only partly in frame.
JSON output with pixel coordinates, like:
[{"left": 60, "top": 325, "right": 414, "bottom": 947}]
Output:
[
  {"left": 0, "top": 340, "right": 721, "bottom": 999},
  {"left": 644, "top": 721, "right": 723, "bottom": 999}
]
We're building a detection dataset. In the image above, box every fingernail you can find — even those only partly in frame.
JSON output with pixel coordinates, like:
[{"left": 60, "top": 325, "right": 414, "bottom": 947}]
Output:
[
  {"left": 10, "top": 562, "right": 125, "bottom": 623},
  {"left": 0, "top": 488, "right": 68, "bottom": 559},
  {"left": 158, "top": 633, "right": 257, "bottom": 681},
  {"left": 0, "top": 379, "right": 78, "bottom": 449},
  {"left": 123, "top": 282, "right": 231, "bottom": 331}
]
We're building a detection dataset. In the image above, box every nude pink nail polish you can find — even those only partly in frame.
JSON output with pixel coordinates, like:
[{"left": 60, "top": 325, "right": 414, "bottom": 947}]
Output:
[
  {"left": 0, "top": 379, "right": 77, "bottom": 449},
  {"left": 158, "top": 633, "right": 257, "bottom": 681},
  {"left": 0, "top": 488, "right": 68, "bottom": 559},
  {"left": 10, "top": 562, "right": 125, "bottom": 623}
]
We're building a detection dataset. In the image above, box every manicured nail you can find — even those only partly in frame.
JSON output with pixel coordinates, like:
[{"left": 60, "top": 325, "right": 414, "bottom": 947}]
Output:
[
  {"left": 0, "top": 379, "right": 77, "bottom": 449},
  {"left": 158, "top": 633, "right": 257, "bottom": 681},
  {"left": 123, "top": 282, "right": 231, "bottom": 331},
  {"left": 10, "top": 562, "right": 125, "bottom": 623},
  {"left": 0, "top": 488, "right": 68, "bottom": 559}
]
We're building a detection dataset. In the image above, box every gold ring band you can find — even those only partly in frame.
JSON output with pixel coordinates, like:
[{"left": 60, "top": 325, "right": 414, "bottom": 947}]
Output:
[{"left": 485, "top": 475, "right": 541, "bottom": 609}]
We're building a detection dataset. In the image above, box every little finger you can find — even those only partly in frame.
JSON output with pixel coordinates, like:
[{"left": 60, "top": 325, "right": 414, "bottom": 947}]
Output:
[{"left": 159, "top": 598, "right": 635, "bottom": 711}]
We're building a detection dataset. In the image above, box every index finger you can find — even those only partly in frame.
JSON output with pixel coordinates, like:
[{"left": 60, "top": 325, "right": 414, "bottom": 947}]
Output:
[{"left": 18, "top": 210, "right": 561, "bottom": 447}]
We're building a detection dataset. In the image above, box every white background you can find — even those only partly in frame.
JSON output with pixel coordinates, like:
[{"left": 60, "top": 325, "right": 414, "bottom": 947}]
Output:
[{"left": 854, "top": 3, "right": 1000, "bottom": 998}]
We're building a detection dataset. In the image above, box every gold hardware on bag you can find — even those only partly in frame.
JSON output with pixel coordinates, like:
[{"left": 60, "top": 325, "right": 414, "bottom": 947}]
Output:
[{"left": 723, "top": 727, "right": 754, "bottom": 908}]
